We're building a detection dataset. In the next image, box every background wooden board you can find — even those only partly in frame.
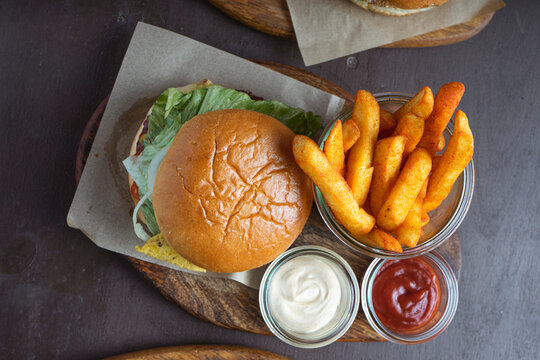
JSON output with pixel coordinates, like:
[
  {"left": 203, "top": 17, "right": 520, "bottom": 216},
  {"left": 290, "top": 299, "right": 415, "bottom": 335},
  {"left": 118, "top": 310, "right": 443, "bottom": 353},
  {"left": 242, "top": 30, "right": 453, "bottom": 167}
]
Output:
[
  {"left": 105, "top": 345, "right": 289, "bottom": 360},
  {"left": 75, "top": 60, "right": 461, "bottom": 342},
  {"left": 207, "top": 0, "right": 494, "bottom": 47}
]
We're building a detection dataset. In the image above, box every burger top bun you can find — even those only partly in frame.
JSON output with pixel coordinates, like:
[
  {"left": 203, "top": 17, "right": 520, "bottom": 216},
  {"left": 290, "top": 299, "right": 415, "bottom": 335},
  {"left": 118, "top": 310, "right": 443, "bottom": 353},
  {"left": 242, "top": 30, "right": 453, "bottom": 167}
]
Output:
[
  {"left": 152, "top": 109, "right": 313, "bottom": 273},
  {"left": 350, "top": 0, "right": 449, "bottom": 16}
]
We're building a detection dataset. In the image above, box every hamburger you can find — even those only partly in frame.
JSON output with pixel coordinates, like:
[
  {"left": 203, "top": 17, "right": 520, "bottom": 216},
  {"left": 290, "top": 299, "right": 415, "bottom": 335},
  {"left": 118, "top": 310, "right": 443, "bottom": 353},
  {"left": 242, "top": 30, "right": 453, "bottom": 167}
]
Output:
[
  {"left": 350, "top": 0, "right": 449, "bottom": 16},
  {"left": 123, "top": 81, "right": 320, "bottom": 273}
]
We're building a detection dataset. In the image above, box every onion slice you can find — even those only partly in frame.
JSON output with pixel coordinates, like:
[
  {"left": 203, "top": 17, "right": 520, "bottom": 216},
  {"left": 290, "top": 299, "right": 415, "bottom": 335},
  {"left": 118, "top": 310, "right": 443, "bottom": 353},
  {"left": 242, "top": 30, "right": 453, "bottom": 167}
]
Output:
[
  {"left": 131, "top": 143, "right": 170, "bottom": 242},
  {"left": 132, "top": 190, "right": 153, "bottom": 242},
  {"left": 147, "top": 144, "right": 171, "bottom": 192}
]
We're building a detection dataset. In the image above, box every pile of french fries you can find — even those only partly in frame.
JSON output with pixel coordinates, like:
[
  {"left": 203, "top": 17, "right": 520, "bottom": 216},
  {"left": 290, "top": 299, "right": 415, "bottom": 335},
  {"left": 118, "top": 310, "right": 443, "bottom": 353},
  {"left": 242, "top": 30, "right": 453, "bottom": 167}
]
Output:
[{"left": 293, "top": 82, "right": 474, "bottom": 253}]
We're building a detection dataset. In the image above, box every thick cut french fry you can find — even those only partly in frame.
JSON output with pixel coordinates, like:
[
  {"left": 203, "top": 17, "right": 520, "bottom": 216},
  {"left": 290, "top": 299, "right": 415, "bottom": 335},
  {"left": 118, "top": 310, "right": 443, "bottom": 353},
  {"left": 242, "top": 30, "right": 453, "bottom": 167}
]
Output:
[
  {"left": 395, "top": 205, "right": 422, "bottom": 247},
  {"left": 395, "top": 179, "right": 428, "bottom": 247},
  {"left": 362, "top": 228, "right": 403, "bottom": 253},
  {"left": 392, "top": 113, "right": 424, "bottom": 157},
  {"left": 380, "top": 109, "right": 397, "bottom": 133},
  {"left": 363, "top": 198, "right": 373, "bottom": 216},
  {"left": 419, "top": 177, "right": 428, "bottom": 199},
  {"left": 419, "top": 82, "right": 465, "bottom": 155},
  {"left": 292, "top": 135, "right": 375, "bottom": 236},
  {"left": 393, "top": 86, "right": 434, "bottom": 120},
  {"left": 421, "top": 212, "right": 430, "bottom": 227},
  {"left": 324, "top": 120, "right": 345, "bottom": 176},
  {"left": 369, "top": 136, "right": 406, "bottom": 217},
  {"left": 348, "top": 90, "right": 380, "bottom": 169},
  {"left": 424, "top": 110, "right": 473, "bottom": 212},
  {"left": 342, "top": 119, "right": 360, "bottom": 152},
  {"left": 377, "top": 148, "right": 432, "bottom": 231},
  {"left": 347, "top": 91, "right": 379, "bottom": 205},
  {"left": 437, "top": 136, "right": 446, "bottom": 152},
  {"left": 432, "top": 154, "right": 442, "bottom": 171},
  {"left": 348, "top": 167, "right": 374, "bottom": 206}
]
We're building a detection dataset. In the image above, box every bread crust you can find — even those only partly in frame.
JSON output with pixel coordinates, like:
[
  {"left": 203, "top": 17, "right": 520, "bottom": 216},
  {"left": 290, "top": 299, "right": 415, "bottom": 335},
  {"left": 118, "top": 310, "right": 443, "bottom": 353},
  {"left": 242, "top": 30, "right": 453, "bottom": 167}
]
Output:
[
  {"left": 350, "top": 0, "right": 448, "bottom": 16},
  {"left": 152, "top": 109, "right": 313, "bottom": 273},
  {"left": 384, "top": 0, "right": 447, "bottom": 9}
]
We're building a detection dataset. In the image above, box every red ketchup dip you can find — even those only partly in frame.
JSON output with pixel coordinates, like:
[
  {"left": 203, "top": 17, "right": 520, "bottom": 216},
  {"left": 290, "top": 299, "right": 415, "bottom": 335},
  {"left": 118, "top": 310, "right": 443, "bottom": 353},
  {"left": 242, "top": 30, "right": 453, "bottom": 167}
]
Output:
[{"left": 372, "top": 258, "right": 441, "bottom": 331}]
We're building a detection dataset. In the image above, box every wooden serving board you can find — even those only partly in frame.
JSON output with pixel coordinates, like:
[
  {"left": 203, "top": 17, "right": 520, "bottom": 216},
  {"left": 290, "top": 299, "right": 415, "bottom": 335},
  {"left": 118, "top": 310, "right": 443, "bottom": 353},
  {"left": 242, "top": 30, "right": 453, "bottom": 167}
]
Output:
[
  {"left": 76, "top": 61, "right": 461, "bottom": 342},
  {"left": 105, "top": 345, "right": 289, "bottom": 360},
  {"left": 208, "top": 0, "right": 494, "bottom": 47}
]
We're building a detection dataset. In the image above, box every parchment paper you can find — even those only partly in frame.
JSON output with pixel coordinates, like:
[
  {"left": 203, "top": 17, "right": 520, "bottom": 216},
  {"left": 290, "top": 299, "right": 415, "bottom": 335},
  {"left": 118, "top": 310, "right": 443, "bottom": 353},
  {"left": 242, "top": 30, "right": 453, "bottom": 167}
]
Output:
[
  {"left": 287, "top": 0, "right": 505, "bottom": 66},
  {"left": 67, "top": 23, "right": 345, "bottom": 289}
]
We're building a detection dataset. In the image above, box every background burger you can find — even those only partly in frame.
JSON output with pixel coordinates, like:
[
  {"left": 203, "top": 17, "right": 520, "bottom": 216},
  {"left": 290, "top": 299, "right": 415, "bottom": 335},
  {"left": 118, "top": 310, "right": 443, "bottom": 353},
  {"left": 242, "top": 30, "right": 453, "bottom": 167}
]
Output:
[
  {"left": 123, "top": 81, "right": 320, "bottom": 273},
  {"left": 350, "top": 0, "right": 450, "bottom": 16}
]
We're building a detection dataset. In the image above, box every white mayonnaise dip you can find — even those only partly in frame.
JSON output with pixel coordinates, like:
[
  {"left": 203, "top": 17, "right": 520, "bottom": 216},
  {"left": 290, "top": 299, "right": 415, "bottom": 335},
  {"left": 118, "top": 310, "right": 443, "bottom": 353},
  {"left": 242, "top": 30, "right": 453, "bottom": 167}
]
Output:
[{"left": 268, "top": 255, "right": 342, "bottom": 334}]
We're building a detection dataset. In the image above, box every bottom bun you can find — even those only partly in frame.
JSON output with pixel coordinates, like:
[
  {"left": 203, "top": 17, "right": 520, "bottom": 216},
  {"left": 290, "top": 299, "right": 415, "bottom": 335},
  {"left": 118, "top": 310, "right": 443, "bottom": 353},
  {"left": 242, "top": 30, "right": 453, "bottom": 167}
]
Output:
[{"left": 350, "top": 0, "right": 436, "bottom": 16}]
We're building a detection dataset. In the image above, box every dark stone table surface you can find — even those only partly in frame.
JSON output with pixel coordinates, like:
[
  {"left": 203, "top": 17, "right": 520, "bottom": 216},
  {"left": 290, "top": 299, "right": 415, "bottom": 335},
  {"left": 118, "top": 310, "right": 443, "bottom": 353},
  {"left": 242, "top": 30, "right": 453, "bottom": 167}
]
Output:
[{"left": 1, "top": 0, "right": 538, "bottom": 359}]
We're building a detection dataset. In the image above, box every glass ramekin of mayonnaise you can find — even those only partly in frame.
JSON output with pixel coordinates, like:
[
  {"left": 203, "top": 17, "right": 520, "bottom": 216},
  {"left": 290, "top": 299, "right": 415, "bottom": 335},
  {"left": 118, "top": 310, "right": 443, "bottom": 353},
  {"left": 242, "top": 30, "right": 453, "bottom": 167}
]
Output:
[{"left": 259, "top": 245, "right": 360, "bottom": 348}]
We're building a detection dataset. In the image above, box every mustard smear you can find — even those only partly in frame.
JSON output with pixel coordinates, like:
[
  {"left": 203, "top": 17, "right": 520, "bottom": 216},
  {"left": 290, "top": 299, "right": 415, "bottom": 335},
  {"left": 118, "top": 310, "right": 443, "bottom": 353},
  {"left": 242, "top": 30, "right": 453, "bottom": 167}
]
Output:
[{"left": 136, "top": 234, "right": 206, "bottom": 272}]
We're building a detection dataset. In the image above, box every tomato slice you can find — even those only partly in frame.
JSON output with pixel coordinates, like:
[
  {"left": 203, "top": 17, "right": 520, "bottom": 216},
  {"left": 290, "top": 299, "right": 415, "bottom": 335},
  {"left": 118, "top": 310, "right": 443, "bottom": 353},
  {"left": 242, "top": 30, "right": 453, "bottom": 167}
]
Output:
[{"left": 130, "top": 181, "right": 140, "bottom": 202}]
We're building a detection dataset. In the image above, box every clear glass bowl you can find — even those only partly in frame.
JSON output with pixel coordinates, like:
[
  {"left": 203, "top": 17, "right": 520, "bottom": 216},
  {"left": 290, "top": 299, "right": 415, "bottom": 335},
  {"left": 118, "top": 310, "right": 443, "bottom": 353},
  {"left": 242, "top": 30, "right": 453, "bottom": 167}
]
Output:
[
  {"left": 259, "top": 245, "right": 360, "bottom": 348},
  {"left": 361, "top": 251, "right": 458, "bottom": 344},
  {"left": 314, "top": 92, "right": 474, "bottom": 259}
]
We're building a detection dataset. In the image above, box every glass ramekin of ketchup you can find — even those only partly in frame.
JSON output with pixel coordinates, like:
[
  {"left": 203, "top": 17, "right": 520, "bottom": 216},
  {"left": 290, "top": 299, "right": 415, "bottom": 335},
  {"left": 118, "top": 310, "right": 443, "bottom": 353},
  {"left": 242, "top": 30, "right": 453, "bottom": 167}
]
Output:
[{"left": 361, "top": 252, "right": 458, "bottom": 344}]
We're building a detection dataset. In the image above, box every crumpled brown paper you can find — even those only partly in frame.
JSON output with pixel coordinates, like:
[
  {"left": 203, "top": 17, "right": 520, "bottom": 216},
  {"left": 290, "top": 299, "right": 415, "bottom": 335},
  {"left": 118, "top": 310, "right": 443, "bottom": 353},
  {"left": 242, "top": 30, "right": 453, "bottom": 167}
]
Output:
[
  {"left": 67, "top": 23, "right": 345, "bottom": 287},
  {"left": 286, "top": 0, "right": 505, "bottom": 66}
]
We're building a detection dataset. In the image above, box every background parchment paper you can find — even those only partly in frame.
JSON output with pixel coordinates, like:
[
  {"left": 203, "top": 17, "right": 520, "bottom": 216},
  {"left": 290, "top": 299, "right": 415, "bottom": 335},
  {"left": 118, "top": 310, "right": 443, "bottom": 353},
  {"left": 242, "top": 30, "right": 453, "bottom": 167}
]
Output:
[
  {"left": 67, "top": 23, "right": 345, "bottom": 288},
  {"left": 287, "top": 0, "right": 505, "bottom": 66}
]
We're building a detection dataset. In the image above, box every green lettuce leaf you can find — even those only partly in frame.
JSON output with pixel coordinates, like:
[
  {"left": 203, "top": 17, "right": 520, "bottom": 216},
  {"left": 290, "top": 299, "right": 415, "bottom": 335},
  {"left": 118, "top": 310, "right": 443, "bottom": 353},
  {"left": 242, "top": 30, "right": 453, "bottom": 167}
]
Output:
[
  {"left": 197, "top": 86, "right": 321, "bottom": 137},
  {"left": 124, "top": 83, "right": 322, "bottom": 236}
]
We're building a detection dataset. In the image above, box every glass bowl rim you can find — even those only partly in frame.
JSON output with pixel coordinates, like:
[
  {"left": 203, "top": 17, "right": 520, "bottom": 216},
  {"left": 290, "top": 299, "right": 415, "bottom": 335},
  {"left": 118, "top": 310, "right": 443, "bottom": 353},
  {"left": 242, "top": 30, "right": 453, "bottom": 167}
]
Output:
[
  {"left": 361, "top": 251, "right": 459, "bottom": 344},
  {"left": 258, "top": 245, "right": 360, "bottom": 348},
  {"left": 313, "top": 92, "right": 475, "bottom": 259}
]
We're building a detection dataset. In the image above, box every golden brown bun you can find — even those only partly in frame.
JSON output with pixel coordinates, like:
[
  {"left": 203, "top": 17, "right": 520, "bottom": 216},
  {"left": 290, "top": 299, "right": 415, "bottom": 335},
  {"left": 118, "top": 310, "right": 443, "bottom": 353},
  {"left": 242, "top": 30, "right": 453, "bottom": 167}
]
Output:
[
  {"left": 383, "top": 0, "right": 448, "bottom": 9},
  {"left": 350, "top": 0, "right": 448, "bottom": 16},
  {"left": 153, "top": 109, "right": 313, "bottom": 273}
]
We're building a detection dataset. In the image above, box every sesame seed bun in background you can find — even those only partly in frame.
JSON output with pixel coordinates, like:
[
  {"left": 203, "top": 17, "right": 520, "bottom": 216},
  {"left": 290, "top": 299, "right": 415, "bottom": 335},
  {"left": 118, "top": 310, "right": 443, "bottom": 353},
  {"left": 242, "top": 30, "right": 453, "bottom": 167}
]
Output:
[
  {"left": 150, "top": 109, "right": 313, "bottom": 273},
  {"left": 350, "top": 0, "right": 449, "bottom": 16}
]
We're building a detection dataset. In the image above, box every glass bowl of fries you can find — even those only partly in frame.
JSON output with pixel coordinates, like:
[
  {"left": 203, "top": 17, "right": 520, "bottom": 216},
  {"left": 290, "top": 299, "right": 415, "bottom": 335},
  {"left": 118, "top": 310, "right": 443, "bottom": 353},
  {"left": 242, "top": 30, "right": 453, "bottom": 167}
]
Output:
[{"left": 314, "top": 92, "right": 474, "bottom": 259}]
